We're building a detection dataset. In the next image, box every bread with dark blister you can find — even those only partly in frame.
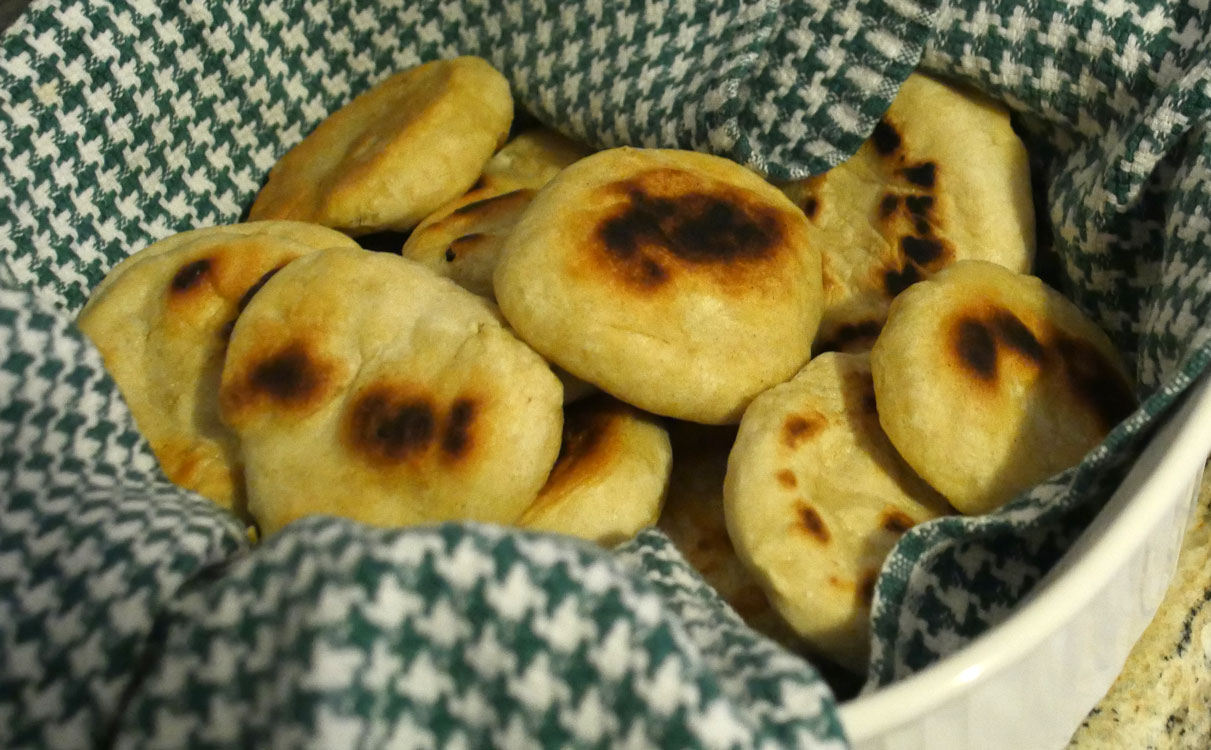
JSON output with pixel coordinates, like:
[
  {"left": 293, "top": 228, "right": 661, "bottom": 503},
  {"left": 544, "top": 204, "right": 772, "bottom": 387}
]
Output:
[
  {"left": 780, "top": 73, "right": 1034, "bottom": 355},
  {"left": 518, "top": 395, "right": 671, "bottom": 547},
  {"left": 871, "top": 260, "right": 1136, "bottom": 514},
  {"left": 218, "top": 246, "right": 563, "bottom": 535},
  {"left": 495, "top": 146, "right": 824, "bottom": 425},
  {"left": 78, "top": 221, "right": 358, "bottom": 513},
  {"left": 725, "top": 352, "right": 951, "bottom": 672}
]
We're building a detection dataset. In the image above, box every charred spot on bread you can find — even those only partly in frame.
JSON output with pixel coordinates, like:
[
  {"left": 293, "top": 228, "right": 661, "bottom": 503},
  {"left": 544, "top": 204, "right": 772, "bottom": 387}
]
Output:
[
  {"left": 593, "top": 170, "right": 788, "bottom": 290},
  {"left": 441, "top": 398, "right": 477, "bottom": 460},
  {"left": 879, "top": 194, "right": 899, "bottom": 219},
  {"left": 222, "top": 341, "right": 337, "bottom": 421},
  {"left": 900, "top": 235, "right": 946, "bottom": 267},
  {"left": 904, "top": 195, "right": 934, "bottom": 217},
  {"left": 353, "top": 392, "right": 438, "bottom": 462},
  {"left": 902, "top": 162, "right": 937, "bottom": 188},
  {"left": 881, "top": 509, "right": 915, "bottom": 535},
  {"left": 954, "top": 317, "right": 999, "bottom": 380},
  {"left": 802, "top": 195, "right": 820, "bottom": 220},
  {"left": 797, "top": 502, "right": 830, "bottom": 543},
  {"left": 251, "top": 344, "right": 322, "bottom": 403},
  {"left": 1054, "top": 334, "right": 1136, "bottom": 431},
  {"left": 991, "top": 310, "right": 1045, "bottom": 363},
  {"left": 783, "top": 412, "right": 825, "bottom": 449},
  {"left": 170, "top": 258, "right": 211, "bottom": 293},
  {"left": 346, "top": 388, "right": 437, "bottom": 463},
  {"left": 600, "top": 189, "right": 781, "bottom": 263},
  {"left": 883, "top": 264, "right": 922, "bottom": 297},
  {"left": 950, "top": 306, "right": 1134, "bottom": 429},
  {"left": 343, "top": 388, "right": 483, "bottom": 466},
  {"left": 871, "top": 119, "right": 902, "bottom": 156}
]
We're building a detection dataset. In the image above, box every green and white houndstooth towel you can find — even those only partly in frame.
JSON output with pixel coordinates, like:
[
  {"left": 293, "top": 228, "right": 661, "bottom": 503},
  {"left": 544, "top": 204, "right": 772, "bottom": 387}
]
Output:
[{"left": 2, "top": 0, "right": 1211, "bottom": 747}]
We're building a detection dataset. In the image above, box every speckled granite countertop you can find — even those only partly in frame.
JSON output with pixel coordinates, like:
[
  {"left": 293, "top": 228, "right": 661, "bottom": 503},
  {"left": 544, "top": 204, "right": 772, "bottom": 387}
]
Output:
[{"left": 1068, "top": 460, "right": 1211, "bottom": 749}]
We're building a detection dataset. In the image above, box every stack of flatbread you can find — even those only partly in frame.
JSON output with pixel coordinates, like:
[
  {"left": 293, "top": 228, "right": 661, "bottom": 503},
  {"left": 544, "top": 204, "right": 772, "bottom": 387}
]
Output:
[{"left": 78, "top": 56, "right": 1136, "bottom": 675}]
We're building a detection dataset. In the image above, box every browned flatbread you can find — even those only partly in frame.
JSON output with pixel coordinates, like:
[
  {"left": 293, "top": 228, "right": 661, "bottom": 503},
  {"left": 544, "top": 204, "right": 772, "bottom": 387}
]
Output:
[
  {"left": 871, "top": 260, "right": 1137, "bottom": 514},
  {"left": 724, "top": 352, "right": 951, "bottom": 672},
  {"left": 402, "top": 129, "right": 591, "bottom": 298},
  {"left": 248, "top": 56, "right": 513, "bottom": 236},
  {"left": 219, "top": 246, "right": 563, "bottom": 535},
  {"left": 518, "top": 395, "right": 671, "bottom": 547},
  {"left": 780, "top": 73, "right": 1034, "bottom": 354},
  {"left": 77, "top": 222, "right": 359, "bottom": 513},
  {"left": 495, "top": 147, "right": 824, "bottom": 424},
  {"left": 658, "top": 423, "right": 802, "bottom": 647}
]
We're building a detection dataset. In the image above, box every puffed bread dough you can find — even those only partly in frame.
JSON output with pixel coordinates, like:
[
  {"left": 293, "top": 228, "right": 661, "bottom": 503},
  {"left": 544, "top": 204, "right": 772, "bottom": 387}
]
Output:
[
  {"left": 402, "top": 128, "right": 591, "bottom": 299},
  {"left": 77, "top": 222, "right": 358, "bottom": 512},
  {"left": 870, "top": 260, "right": 1136, "bottom": 514},
  {"left": 249, "top": 56, "right": 513, "bottom": 236},
  {"left": 219, "top": 247, "right": 563, "bottom": 535},
  {"left": 495, "top": 147, "right": 824, "bottom": 424},
  {"left": 780, "top": 73, "right": 1034, "bottom": 354},
  {"left": 518, "top": 395, "right": 671, "bottom": 547},
  {"left": 724, "top": 352, "right": 951, "bottom": 672}
]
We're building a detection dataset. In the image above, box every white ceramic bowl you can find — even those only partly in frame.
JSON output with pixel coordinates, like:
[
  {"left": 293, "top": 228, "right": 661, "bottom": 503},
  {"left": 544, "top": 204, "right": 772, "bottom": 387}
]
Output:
[{"left": 838, "top": 370, "right": 1211, "bottom": 750}]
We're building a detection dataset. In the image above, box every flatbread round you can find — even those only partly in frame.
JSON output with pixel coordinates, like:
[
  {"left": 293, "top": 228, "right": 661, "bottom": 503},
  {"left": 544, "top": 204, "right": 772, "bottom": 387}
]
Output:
[
  {"left": 658, "top": 424, "right": 802, "bottom": 648},
  {"left": 871, "top": 260, "right": 1137, "bottom": 515},
  {"left": 495, "top": 146, "right": 824, "bottom": 424},
  {"left": 402, "top": 129, "right": 591, "bottom": 299},
  {"left": 248, "top": 56, "right": 513, "bottom": 236},
  {"left": 518, "top": 395, "right": 670, "bottom": 547},
  {"left": 77, "top": 222, "right": 358, "bottom": 512},
  {"left": 780, "top": 73, "right": 1034, "bottom": 354},
  {"left": 724, "top": 352, "right": 951, "bottom": 672},
  {"left": 82, "top": 221, "right": 359, "bottom": 313},
  {"left": 218, "top": 246, "right": 563, "bottom": 535}
]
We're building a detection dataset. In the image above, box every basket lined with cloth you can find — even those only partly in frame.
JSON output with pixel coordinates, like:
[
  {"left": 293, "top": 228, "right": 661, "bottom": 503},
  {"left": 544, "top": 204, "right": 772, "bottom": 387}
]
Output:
[{"left": 2, "top": 0, "right": 1210, "bottom": 747}]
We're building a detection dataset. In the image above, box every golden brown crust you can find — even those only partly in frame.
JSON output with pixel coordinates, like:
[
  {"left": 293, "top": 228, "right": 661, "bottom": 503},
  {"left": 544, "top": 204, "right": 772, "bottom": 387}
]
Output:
[
  {"left": 532, "top": 396, "right": 627, "bottom": 506},
  {"left": 518, "top": 395, "right": 670, "bottom": 547},
  {"left": 77, "top": 222, "right": 357, "bottom": 514},
  {"left": 779, "top": 73, "right": 1035, "bottom": 356},
  {"left": 871, "top": 260, "right": 1136, "bottom": 514},
  {"left": 249, "top": 57, "right": 513, "bottom": 235},
  {"left": 218, "top": 247, "right": 564, "bottom": 535},
  {"left": 724, "top": 352, "right": 951, "bottom": 672}
]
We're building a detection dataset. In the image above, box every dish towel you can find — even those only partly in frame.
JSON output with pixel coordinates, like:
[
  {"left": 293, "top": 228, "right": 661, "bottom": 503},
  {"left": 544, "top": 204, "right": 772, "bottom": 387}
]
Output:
[{"left": 2, "top": 0, "right": 1210, "bottom": 747}]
